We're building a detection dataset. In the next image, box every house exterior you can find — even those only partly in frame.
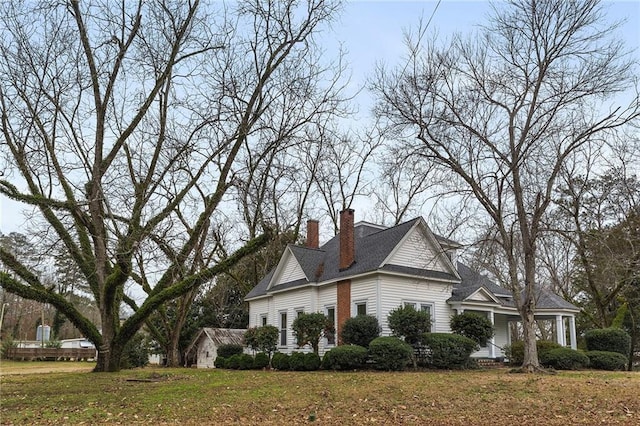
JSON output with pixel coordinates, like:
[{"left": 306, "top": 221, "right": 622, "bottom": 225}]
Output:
[
  {"left": 245, "top": 210, "right": 579, "bottom": 358},
  {"left": 185, "top": 328, "right": 247, "bottom": 368}
]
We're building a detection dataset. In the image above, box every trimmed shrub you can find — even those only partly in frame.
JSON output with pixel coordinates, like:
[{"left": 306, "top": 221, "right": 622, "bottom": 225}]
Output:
[
  {"left": 253, "top": 352, "right": 270, "bottom": 369},
  {"left": 368, "top": 337, "right": 413, "bottom": 371},
  {"left": 543, "top": 348, "right": 589, "bottom": 370},
  {"left": 450, "top": 312, "right": 494, "bottom": 346},
  {"left": 341, "top": 315, "right": 381, "bottom": 348},
  {"left": 289, "top": 352, "right": 307, "bottom": 371},
  {"left": 226, "top": 354, "right": 241, "bottom": 369},
  {"left": 504, "top": 340, "right": 562, "bottom": 366},
  {"left": 585, "top": 328, "right": 631, "bottom": 356},
  {"left": 214, "top": 356, "right": 227, "bottom": 369},
  {"left": 271, "top": 352, "right": 290, "bottom": 371},
  {"left": 321, "top": 345, "right": 368, "bottom": 371},
  {"left": 387, "top": 306, "right": 432, "bottom": 345},
  {"left": 304, "top": 352, "right": 321, "bottom": 371},
  {"left": 238, "top": 353, "right": 254, "bottom": 370},
  {"left": 422, "top": 333, "right": 478, "bottom": 369},
  {"left": 217, "top": 344, "right": 244, "bottom": 359},
  {"left": 586, "top": 351, "right": 628, "bottom": 371}
]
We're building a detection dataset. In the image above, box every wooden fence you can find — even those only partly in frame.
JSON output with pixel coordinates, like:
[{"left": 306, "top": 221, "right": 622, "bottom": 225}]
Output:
[{"left": 4, "top": 347, "right": 96, "bottom": 361}]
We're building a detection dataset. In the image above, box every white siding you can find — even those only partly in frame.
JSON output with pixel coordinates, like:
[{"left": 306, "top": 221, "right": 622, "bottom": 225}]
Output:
[
  {"left": 317, "top": 284, "right": 337, "bottom": 310},
  {"left": 248, "top": 298, "right": 271, "bottom": 328},
  {"left": 378, "top": 275, "right": 454, "bottom": 336},
  {"left": 273, "top": 253, "right": 306, "bottom": 286},
  {"left": 493, "top": 314, "right": 509, "bottom": 358},
  {"left": 196, "top": 338, "right": 216, "bottom": 369},
  {"left": 387, "top": 227, "right": 447, "bottom": 272},
  {"left": 272, "top": 287, "right": 314, "bottom": 353},
  {"left": 350, "top": 277, "right": 378, "bottom": 317},
  {"left": 317, "top": 283, "right": 337, "bottom": 356}
]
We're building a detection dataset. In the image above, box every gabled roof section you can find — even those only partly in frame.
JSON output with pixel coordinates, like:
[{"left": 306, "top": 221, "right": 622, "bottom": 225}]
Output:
[
  {"left": 266, "top": 245, "right": 308, "bottom": 291},
  {"left": 246, "top": 217, "right": 460, "bottom": 300},
  {"left": 382, "top": 218, "right": 460, "bottom": 278},
  {"left": 449, "top": 262, "right": 579, "bottom": 311}
]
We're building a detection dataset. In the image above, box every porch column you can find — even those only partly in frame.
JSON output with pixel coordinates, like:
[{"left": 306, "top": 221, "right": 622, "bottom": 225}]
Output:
[
  {"left": 488, "top": 310, "right": 495, "bottom": 358},
  {"left": 555, "top": 315, "right": 566, "bottom": 347},
  {"left": 568, "top": 315, "right": 577, "bottom": 350}
]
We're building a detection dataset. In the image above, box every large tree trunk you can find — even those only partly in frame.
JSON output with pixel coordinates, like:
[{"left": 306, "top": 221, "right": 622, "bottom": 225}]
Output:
[
  {"left": 520, "top": 306, "right": 540, "bottom": 372},
  {"left": 94, "top": 341, "right": 124, "bottom": 372}
]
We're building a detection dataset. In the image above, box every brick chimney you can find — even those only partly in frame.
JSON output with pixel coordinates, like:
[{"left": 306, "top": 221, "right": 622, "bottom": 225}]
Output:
[
  {"left": 306, "top": 219, "right": 319, "bottom": 249},
  {"left": 339, "top": 209, "right": 355, "bottom": 270}
]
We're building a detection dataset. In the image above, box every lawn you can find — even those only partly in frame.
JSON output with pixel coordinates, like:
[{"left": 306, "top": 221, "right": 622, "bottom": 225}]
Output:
[{"left": 1, "top": 363, "right": 639, "bottom": 425}]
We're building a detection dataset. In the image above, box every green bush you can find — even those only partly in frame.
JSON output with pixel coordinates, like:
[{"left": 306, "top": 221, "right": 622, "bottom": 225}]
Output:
[
  {"left": 422, "top": 333, "right": 478, "bottom": 369},
  {"left": 585, "top": 328, "right": 631, "bottom": 356},
  {"left": 238, "top": 353, "right": 254, "bottom": 370},
  {"left": 292, "top": 312, "right": 333, "bottom": 354},
  {"left": 387, "top": 306, "right": 432, "bottom": 345},
  {"left": 368, "top": 337, "right": 413, "bottom": 371},
  {"left": 341, "top": 315, "right": 381, "bottom": 348},
  {"left": 214, "top": 356, "right": 227, "bottom": 368},
  {"left": 321, "top": 345, "right": 368, "bottom": 370},
  {"left": 253, "top": 352, "right": 270, "bottom": 369},
  {"left": 271, "top": 352, "right": 290, "bottom": 370},
  {"left": 586, "top": 351, "right": 628, "bottom": 371},
  {"left": 450, "top": 312, "right": 494, "bottom": 346},
  {"left": 1, "top": 337, "right": 17, "bottom": 359},
  {"left": 217, "top": 344, "right": 244, "bottom": 359},
  {"left": 226, "top": 354, "right": 241, "bottom": 369},
  {"left": 542, "top": 348, "right": 589, "bottom": 370},
  {"left": 504, "top": 340, "right": 562, "bottom": 365},
  {"left": 289, "top": 352, "right": 307, "bottom": 371},
  {"left": 120, "top": 333, "right": 150, "bottom": 369},
  {"left": 304, "top": 352, "right": 321, "bottom": 371},
  {"left": 244, "top": 326, "right": 279, "bottom": 358}
]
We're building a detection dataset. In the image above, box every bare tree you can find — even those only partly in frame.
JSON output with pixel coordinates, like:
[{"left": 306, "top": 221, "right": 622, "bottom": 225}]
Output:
[
  {"left": 313, "top": 127, "right": 383, "bottom": 234},
  {"left": 0, "top": 0, "right": 346, "bottom": 371},
  {"left": 372, "top": 0, "right": 639, "bottom": 371}
]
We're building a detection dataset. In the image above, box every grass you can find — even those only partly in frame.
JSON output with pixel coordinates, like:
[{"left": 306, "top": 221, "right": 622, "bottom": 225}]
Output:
[{"left": 1, "top": 363, "right": 639, "bottom": 425}]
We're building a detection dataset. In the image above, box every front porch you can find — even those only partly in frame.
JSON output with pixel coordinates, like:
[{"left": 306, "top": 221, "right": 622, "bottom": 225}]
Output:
[{"left": 450, "top": 305, "right": 578, "bottom": 359}]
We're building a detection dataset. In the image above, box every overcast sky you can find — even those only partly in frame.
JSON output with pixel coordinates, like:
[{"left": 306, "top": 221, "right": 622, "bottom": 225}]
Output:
[{"left": 1, "top": 0, "right": 638, "bottom": 234}]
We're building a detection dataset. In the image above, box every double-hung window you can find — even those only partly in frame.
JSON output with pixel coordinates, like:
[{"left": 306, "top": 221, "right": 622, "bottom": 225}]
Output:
[
  {"left": 325, "top": 306, "right": 336, "bottom": 345},
  {"left": 279, "top": 311, "right": 287, "bottom": 346}
]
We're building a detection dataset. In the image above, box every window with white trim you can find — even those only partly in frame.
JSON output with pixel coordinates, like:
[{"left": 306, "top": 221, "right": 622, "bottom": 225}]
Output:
[
  {"left": 325, "top": 306, "right": 336, "bottom": 345},
  {"left": 403, "top": 301, "right": 435, "bottom": 331},
  {"left": 260, "top": 314, "right": 268, "bottom": 327},
  {"left": 279, "top": 311, "right": 287, "bottom": 346},
  {"left": 355, "top": 301, "right": 367, "bottom": 316}
]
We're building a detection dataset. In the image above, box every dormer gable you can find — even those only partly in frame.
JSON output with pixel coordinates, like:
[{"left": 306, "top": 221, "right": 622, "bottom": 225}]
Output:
[
  {"left": 267, "top": 246, "right": 307, "bottom": 289},
  {"left": 382, "top": 218, "right": 460, "bottom": 278},
  {"left": 465, "top": 287, "right": 502, "bottom": 304}
]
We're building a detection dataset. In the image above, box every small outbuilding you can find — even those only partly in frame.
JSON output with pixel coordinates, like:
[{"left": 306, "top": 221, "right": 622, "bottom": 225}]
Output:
[{"left": 185, "top": 328, "right": 246, "bottom": 368}]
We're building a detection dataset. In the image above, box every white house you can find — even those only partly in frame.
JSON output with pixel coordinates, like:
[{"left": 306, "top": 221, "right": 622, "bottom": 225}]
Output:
[{"left": 245, "top": 210, "right": 579, "bottom": 358}]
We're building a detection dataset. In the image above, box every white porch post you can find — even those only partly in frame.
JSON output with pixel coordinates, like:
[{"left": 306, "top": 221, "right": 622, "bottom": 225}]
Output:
[
  {"left": 488, "top": 310, "right": 495, "bottom": 358},
  {"left": 555, "top": 315, "right": 566, "bottom": 347},
  {"left": 568, "top": 315, "right": 577, "bottom": 350}
]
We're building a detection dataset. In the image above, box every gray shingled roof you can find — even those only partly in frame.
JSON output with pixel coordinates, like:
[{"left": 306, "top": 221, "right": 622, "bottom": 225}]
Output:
[
  {"left": 245, "top": 217, "right": 578, "bottom": 312},
  {"left": 450, "top": 262, "right": 579, "bottom": 311}
]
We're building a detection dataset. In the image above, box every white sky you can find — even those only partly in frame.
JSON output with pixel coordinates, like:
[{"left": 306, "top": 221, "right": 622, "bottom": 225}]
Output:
[{"left": 1, "top": 0, "right": 639, "bottom": 235}]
